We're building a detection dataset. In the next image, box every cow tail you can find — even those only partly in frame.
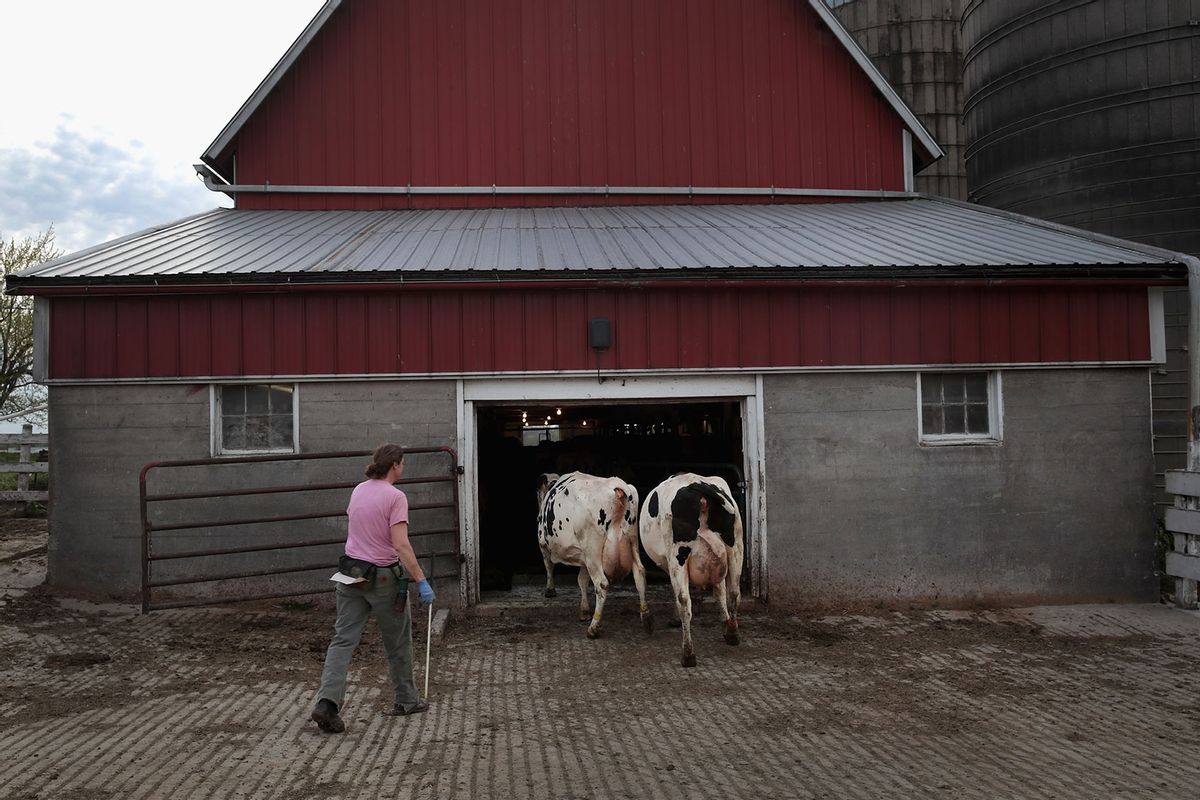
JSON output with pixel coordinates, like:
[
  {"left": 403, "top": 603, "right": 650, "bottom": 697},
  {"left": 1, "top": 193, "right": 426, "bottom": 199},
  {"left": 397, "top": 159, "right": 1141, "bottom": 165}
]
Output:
[{"left": 612, "top": 486, "right": 628, "bottom": 529}]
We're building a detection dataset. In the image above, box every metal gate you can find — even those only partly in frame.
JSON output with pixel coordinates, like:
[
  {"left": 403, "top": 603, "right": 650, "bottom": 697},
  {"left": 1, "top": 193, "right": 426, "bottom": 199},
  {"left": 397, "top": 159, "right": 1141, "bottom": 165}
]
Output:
[{"left": 139, "top": 448, "right": 461, "bottom": 613}]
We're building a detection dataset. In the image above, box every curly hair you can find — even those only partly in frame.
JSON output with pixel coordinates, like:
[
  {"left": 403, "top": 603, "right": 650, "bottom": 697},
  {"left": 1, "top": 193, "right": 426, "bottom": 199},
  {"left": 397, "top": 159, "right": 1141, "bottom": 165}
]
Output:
[{"left": 365, "top": 443, "right": 405, "bottom": 479}]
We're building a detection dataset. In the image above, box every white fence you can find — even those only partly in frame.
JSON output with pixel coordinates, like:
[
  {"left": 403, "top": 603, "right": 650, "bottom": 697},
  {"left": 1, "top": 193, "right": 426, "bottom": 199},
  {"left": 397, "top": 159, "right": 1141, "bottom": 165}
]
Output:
[
  {"left": 1166, "top": 469, "right": 1200, "bottom": 608},
  {"left": 0, "top": 423, "right": 48, "bottom": 503}
]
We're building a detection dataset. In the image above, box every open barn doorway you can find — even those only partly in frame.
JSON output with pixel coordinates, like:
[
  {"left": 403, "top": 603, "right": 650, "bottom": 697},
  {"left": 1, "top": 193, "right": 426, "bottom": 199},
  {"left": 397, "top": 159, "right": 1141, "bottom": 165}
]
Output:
[{"left": 474, "top": 400, "right": 747, "bottom": 601}]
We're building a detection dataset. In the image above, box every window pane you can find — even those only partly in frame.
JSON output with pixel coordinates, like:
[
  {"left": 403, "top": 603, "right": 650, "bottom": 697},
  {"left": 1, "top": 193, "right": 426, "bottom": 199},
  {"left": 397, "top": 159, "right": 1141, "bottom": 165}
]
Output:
[
  {"left": 965, "top": 373, "right": 988, "bottom": 402},
  {"left": 246, "top": 385, "right": 269, "bottom": 415},
  {"left": 967, "top": 403, "right": 989, "bottom": 434},
  {"left": 270, "top": 415, "right": 293, "bottom": 449},
  {"left": 218, "top": 383, "right": 296, "bottom": 453},
  {"left": 245, "top": 415, "right": 271, "bottom": 448},
  {"left": 922, "top": 404, "right": 943, "bottom": 435},
  {"left": 944, "top": 405, "right": 966, "bottom": 434},
  {"left": 943, "top": 376, "right": 966, "bottom": 403},
  {"left": 270, "top": 385, "right": 294, "bottom": 414},
  {"left": 222, "top": 416, "right": 244, "bottom": 451},
  {"left": 922, "top": 374, "right": 943, "bottom": 404},
  {"left": 223, "top": 385, "right": 245, "bottom": 415}
]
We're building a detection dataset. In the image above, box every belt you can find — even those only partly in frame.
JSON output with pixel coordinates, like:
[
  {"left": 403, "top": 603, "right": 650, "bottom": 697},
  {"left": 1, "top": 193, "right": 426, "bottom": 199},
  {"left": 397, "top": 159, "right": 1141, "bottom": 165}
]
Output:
[{"left": 375, "top": 563, "right": 404, "bottom": 584}]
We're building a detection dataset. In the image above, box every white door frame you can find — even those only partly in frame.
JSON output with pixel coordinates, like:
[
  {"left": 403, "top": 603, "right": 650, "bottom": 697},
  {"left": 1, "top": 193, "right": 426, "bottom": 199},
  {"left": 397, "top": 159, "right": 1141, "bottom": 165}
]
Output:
[{"left": 455, "top": 375, "right": 768, "bottom": 606}]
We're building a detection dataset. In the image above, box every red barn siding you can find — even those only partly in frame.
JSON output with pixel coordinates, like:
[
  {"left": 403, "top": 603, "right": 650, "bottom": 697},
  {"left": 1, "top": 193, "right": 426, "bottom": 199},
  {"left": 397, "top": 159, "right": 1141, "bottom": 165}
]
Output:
[
  {"left": 223, "top": 0, "right": 909, "bottom": 211},
  {"left": 47, "top": 285, "right": 1156, "bottom": 381},
  {"left": 146, "top": 299, "right": 180, "bottom": 377}
]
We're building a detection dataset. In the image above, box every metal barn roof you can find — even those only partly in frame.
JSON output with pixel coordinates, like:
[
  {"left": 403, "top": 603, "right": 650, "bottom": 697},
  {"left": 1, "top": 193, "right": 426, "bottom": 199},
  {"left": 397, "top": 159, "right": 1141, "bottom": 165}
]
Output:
[{"left": 9, "top": 198, "right": 1185, "bottom": 289}]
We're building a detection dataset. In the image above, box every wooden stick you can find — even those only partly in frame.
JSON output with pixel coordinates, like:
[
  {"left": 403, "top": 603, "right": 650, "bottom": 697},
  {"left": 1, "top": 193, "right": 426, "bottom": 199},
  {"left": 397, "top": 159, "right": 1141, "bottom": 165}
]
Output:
[{"left": 424, "top": 602, "right": 433, "bottom": 698}]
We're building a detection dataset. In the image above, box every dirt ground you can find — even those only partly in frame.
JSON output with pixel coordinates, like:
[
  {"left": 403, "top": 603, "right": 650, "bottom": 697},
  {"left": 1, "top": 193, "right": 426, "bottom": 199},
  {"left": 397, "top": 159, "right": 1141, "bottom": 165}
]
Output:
[{"left": 2, "top": 519, "right": 1200, "bottom": 800}]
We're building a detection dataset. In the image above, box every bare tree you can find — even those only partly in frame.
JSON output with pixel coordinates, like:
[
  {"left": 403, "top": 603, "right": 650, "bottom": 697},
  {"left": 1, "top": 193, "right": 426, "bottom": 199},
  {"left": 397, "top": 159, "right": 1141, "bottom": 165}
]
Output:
[{"left": 0, "top": 229, "right": 61, "bottom": 424}]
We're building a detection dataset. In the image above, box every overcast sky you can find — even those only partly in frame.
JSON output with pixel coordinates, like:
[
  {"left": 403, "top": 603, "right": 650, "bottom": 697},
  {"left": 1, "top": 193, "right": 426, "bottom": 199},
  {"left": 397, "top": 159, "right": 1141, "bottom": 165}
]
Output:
[{"left": 1, "top": 1, "right": 327, "bottom": 254}]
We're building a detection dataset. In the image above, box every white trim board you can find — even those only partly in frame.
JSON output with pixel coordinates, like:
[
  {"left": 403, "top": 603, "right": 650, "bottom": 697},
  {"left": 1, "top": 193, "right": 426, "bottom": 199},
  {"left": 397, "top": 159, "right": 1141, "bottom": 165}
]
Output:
[
  {"left": 1149, "top": 287, "right": 1167, "bottom": 364},
  {"left": 41, "top": 361, "right": 1164, "bottom": 387},
  {"left": 464, "top": 375, "right": 756, "bottom": 402}
]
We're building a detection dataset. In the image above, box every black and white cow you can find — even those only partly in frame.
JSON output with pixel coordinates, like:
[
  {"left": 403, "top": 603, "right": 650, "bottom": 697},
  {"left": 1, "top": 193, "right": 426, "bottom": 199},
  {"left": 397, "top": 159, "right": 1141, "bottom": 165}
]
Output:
[
  {"left": 536, "top": 471, "right": 650, "bottom": 638},
  {"left": 639, "top": 473, "right": 744, "bottom": 667},
  {"left": 536, "top": 472, "right": 559, "bottom": 513}
]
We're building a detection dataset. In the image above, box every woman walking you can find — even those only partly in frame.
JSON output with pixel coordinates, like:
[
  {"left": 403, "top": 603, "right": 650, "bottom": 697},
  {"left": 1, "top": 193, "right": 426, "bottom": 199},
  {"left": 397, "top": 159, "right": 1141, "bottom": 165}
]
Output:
[{"left": 311, "top": 443, "right": 436, "bottom": 734}]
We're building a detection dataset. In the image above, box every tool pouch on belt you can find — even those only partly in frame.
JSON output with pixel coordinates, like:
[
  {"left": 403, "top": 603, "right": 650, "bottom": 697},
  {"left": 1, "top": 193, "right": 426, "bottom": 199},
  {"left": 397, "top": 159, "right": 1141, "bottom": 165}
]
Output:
[
  {"left": 391, "top": 567, "right": 410, "bottom": 612},
  {"left": 338, "top": 555, "right": 378, "bottom": 582}
]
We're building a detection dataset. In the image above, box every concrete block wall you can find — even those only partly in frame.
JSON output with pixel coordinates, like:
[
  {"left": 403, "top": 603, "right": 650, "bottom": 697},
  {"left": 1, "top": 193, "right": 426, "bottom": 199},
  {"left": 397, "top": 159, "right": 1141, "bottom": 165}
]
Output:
[
  {"left": 48, "top": 380, "right": 459, "bottom": 603},
  {"left": 51, "top": 369, "right": 1157, "bottom": 608},
  {"left": 762, "top": 368, "right": 1157, "bottom": 607}
]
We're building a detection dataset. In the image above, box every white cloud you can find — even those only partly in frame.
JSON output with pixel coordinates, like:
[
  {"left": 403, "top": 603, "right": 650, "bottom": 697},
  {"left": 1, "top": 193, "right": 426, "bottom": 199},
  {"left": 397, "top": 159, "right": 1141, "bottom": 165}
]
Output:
[
  {"left": 0, "top": 119, "right": 223, "bottom": 252},
  {"left": 0, "top": 1, "right": 325, "bottom": 253}
]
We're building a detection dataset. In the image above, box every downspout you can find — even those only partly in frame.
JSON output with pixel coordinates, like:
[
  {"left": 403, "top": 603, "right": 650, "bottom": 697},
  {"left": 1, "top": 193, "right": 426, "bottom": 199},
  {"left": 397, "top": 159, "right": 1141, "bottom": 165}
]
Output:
[
  {"left": 1188, "top": 255, "right": 1200, "bottom": 473},
  {"left": 1167, "top": 254, "right": 1200, "bottom": 607}
]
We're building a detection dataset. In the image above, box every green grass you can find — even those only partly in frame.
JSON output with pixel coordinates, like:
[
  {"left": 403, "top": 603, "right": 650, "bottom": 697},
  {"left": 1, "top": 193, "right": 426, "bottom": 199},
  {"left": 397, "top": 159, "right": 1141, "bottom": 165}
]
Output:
[{"left": 0, "top": 450, "right": 48, "bottom": 491}]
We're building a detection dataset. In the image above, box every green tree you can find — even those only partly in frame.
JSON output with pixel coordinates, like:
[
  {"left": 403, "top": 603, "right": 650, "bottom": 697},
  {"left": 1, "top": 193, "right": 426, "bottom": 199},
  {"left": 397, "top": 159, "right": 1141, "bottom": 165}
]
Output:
[{"left": 0, "top": 229, "right": 61, "bottom": 424}]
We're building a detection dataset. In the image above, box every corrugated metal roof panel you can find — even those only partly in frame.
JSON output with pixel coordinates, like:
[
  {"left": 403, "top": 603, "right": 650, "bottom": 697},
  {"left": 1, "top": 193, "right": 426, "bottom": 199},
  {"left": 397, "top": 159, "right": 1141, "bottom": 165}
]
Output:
[{"left": 13, "top": 199, "right": 1183, "bottom": 284}]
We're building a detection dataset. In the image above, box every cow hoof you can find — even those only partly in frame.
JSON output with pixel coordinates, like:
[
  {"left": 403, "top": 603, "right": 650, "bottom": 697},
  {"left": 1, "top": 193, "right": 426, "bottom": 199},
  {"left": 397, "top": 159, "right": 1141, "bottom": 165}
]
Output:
[
  {"left": 681, "top": 652, "right": 697, "bottom": 668},
  {"left": 578, "top": 611, "right": 591, "bottom": 623},
  {"left": 724, "top": 629, "right": 740, "bottom": 646},
  {"left": 586, "top": 625, "right": 602, "bottom": 639},
  {"left": 642, "top": 614, "right": 655, "bottom": 635},
  {"left": 544, "top": 588, "right": 557, "bottom": 598}
]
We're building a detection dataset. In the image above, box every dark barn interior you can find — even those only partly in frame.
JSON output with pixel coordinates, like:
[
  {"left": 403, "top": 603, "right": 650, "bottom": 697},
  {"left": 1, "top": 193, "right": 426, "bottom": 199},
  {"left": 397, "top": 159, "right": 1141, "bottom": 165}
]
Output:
[{"left": 476, "top": 401, "right": 747, "bottom": 594}]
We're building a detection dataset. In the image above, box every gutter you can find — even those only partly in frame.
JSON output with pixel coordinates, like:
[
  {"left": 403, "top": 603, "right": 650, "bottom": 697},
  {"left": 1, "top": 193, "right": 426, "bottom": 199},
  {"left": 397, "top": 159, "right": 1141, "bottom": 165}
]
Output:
[
  {"left": 196, "top": 175, "right": 919, "bottom": 200},
  {"left": 7, "top": 275, "right": 1186, "bottom": 297}
]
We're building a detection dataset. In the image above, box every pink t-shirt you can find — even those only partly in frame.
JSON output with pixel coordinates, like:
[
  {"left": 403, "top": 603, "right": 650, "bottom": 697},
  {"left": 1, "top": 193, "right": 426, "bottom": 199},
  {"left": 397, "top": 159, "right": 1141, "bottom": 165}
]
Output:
[{"left": 344, "top": 478, "right": 410, "bottom": 566}]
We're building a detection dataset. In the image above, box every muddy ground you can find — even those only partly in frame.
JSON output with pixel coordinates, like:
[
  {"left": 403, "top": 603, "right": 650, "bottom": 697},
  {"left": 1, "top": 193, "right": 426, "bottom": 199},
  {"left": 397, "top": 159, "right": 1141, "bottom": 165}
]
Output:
[{"left": 2, "top": 518, "right": 1199, "bottom": 799}]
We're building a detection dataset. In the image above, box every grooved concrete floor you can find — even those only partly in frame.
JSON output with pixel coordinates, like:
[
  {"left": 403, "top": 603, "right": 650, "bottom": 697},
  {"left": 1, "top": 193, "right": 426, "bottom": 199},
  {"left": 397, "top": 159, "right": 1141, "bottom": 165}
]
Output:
[{"left": 1, "top": 583, "right": 1199, "bottom": 800}]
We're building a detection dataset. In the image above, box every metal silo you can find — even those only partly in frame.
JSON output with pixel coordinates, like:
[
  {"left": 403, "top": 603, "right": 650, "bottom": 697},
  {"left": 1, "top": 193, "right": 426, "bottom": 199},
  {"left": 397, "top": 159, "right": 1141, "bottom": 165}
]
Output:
[
  {"left": 826, "top": 0, "right": 968, "bottom": 200},
  {"left": 963, "top": 0, "right": 1200, "bottom": 252},
  {"left": 963, "top": 0, "right": 1200, "bottom": 508}
]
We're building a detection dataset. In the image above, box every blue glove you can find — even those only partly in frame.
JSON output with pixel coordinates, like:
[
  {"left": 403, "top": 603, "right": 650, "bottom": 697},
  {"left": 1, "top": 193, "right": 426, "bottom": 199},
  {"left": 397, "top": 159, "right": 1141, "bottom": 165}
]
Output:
[{"left": 417, "top": 580, "right": 435, "bottom": 605}]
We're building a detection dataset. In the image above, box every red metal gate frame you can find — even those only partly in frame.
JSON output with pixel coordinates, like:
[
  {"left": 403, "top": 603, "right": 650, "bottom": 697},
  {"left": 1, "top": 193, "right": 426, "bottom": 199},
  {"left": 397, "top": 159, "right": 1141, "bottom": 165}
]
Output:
[{"left": 139, "top": 447, "right": 460, "bottom": 613}]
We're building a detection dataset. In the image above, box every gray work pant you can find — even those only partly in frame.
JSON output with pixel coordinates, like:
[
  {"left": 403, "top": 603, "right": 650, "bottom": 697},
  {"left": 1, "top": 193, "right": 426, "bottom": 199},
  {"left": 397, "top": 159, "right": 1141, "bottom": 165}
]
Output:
[{"left": 314, "top": 567, "right": 420, "bottom": 711}]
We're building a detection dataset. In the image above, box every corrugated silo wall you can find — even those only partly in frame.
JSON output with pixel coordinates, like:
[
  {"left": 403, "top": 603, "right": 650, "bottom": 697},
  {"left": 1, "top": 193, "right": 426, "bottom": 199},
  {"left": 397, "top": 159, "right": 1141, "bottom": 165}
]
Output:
[
  {"left": 962, "top": 0, "right": 1200, "bottom": 513},
  {"left": 827, "top": 0, "right": 968, "bottom": 200}
]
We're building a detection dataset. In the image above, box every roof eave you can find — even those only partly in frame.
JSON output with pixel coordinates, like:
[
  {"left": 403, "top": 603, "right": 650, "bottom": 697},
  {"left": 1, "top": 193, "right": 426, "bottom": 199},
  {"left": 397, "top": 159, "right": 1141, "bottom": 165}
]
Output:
[
  {"left": 7, "top": 264, "right": 1187, "bottom": 297},
  {"left": 805, "top": 0, "right": 944, "bottom": 163},
  {"left": 201, "top": 0, "right": 345, "bottom": 166}
]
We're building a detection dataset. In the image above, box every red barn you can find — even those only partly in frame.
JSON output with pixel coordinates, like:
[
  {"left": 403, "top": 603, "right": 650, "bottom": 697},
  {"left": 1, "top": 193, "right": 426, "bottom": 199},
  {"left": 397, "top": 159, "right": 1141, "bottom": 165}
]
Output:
[{"left": 8, "top": 0, "right": 1186, "bottom": 609}]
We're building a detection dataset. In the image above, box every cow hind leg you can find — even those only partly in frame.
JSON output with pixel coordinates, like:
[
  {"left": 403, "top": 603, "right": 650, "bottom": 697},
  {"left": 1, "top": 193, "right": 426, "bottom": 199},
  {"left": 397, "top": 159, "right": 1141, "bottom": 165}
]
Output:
[
  {"left": 541, "top": 546, "right": 557, "bottom": 598},
  {"left": 724, "top": 545, "right": 744, "bottom": 645},
  {"left": 629, "top": 532, "right": 653, "bottom": 635},
  {"left": 668, "top": 561, "right": 696, "bottom": 667},
  {"left": 576, "top": 564, "right": 591, "bottom": 622},
  {"left": 584, "top": 552, "right": 610, "bottom": 639},
  {"left": 713, "top": 581, "right": 738, "bottom": 646}
]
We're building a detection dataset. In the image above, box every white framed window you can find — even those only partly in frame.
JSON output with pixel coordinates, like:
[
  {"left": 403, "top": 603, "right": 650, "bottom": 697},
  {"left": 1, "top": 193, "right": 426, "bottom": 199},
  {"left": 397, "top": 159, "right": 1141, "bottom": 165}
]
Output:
[
  {"left": 917, "top": 371, "right": 1002, "bottom": 445},
  {"left": 212, "top": 383, "right": 299, "bottom": 455}
]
